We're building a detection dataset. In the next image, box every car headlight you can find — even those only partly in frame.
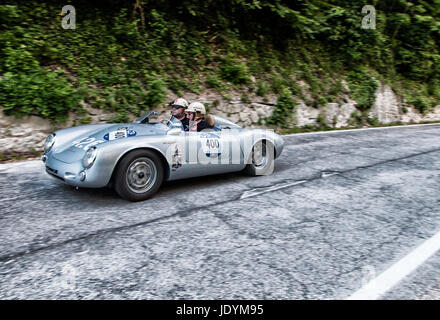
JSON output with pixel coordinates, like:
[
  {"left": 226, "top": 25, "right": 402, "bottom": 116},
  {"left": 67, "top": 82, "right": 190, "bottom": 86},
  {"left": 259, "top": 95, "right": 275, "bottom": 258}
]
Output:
[
  {"left": 82, "top": 146, "right": 98, "bottom": 169},
  {"left": 44, "top": 133, "right": 56, "bottom": 153}
]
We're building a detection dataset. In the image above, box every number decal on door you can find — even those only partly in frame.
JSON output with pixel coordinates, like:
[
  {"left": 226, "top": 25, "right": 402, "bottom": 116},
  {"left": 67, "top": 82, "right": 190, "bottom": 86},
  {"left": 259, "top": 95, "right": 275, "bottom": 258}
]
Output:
[{"left": 201, "top": 133, "right": 221, "bottom": 157}]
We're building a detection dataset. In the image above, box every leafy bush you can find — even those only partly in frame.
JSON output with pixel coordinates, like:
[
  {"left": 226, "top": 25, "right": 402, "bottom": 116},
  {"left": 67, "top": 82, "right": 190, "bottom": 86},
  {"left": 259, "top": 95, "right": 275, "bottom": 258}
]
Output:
[
  {"left": 256, "top": 80, "right": 270, "bottom": 97},
  {"left": 266, "top": 88, "right": 296, "bottom": 127},
  {"left": 367, "top": 117, "right": 379, "bottom": 126},
  {"left": 219, "top": 56, "right": 251, "bottom": 85},
  {"left": 411, "top": 97, "right": 431, "bottom": 114},
  {"left": 270, "top": 75, "right": 286, "bottom": 94},
  {"left": 79, "top": 117, "right": 93, "bottom": 125},
  {"left": 144, "top": 77, "right": 166, "bottom": 108},
  {"left": 346, "top": 69, "right": 378, "bottom": 111},
  {"left": 316, "top": 113, "right": 326, "bottom": 126},
  {"left": 111, "top": 111, "right": 129, "bottom": 123},
  {"left": 205, "top": 75, "right": 223, "bottom": 89},
  {"left": 0, "top": 70, "right": 80, "bottom": 123},
  {"left": 241, "top": 94, "right": 250, "bottom": 104},
  {"left": 401, "top": 106, "right": 408, "bottom": 114},
  {"left": 212, "top": 99, "right": 220, "bottom": 108}
]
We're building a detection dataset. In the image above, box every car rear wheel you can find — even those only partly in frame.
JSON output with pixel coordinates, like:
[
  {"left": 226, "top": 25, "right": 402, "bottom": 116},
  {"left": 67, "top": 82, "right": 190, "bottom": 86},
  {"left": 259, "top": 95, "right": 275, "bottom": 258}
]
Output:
[
  {"left": 114, "top": 149, "right": 164, "bottom": 201},
  {"left": 244, "top": 140, "right": 274, "bottom": 176}
]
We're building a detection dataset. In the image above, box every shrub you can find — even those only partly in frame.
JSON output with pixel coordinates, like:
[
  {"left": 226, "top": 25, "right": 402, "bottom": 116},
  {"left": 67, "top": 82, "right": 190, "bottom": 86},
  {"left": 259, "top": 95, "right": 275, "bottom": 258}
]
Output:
[
  {"left": 270, "top": 75, "right": 285, "bottom": 94},
  {"left": 351, "top": 111, "right": 363, "bottom": 124},
  {"left": 317, "top": 97, "right": 327, "bottom": 108},
  {"left": 111, "top": 112, "right": 129, "bottom": 123},
  {"left": 165, "top": 78, "right": 185, "bottom": 95},
  {"left": 256, "top": 80, "right": 269, "bottom": 97},
  {"left": 144, "top": 77, "right": 166, "bottom": 108},
  {"left": 346, "top": 69, "right": 378, "bottom": 111},
  {"left": 411, "top": 97, "right": 431, "bottom": 114},
  {"left": 79, "top": 117, "right": 93, "bottom": 124},
  {"left": 266, "top": 88, "right": 296, "bottom": 127},
  {"left": 219, "top": 56, "right": 251, "bottom": 85},
  {"left": 0, "top": 70, "right": 80, "bottom": 123},
  {"left": 316, "top": 113, "right": 326, "bottom": 126},
  {"left": 241, "top": 94, "right": 250, "bottom": 104},
  {"left": 367, "top": 117, "right": 379, "bottom": 126},
  {"left": 205, "top": 75, "right": 223, "bottom": 89}
]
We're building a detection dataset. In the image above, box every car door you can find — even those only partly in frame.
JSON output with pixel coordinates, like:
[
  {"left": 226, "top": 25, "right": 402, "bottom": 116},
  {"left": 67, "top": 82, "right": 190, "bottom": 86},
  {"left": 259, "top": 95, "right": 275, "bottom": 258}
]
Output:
[
  {"left": 167, "top": 129, "right": 244, "bottom": 180},
  {"left": 191, "top": 129, "right": 245, "bottom": 176}
]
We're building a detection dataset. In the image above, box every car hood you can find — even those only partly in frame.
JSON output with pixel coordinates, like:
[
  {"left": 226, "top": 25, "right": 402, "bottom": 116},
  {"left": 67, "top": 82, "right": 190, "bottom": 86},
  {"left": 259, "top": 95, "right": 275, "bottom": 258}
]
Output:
[{"left": 51, "top": 122, "right": 168, "bottom": 164}]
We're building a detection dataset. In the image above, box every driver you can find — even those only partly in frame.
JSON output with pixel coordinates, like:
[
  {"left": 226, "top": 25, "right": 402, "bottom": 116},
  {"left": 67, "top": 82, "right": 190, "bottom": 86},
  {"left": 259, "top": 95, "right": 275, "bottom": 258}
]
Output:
[
  {"left": 187, "top": 102, "right": 215, "bottom": 132},
  {"left": 169, "top": 98, "right": 190, "bottom": 131}
]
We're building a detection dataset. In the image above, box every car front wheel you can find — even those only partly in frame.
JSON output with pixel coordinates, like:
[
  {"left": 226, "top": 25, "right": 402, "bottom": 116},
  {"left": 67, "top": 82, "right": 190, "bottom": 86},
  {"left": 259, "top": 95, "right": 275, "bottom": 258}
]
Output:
[{"left": 114, "top": 149, "right": 164, "bottom": 201}]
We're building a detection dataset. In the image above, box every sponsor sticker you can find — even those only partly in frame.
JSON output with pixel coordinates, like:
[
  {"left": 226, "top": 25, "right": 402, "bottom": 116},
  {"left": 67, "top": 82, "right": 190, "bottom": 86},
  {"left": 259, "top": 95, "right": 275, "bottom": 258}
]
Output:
[{"left": 104, "top": 129, "right": 136, "bottom": 141}]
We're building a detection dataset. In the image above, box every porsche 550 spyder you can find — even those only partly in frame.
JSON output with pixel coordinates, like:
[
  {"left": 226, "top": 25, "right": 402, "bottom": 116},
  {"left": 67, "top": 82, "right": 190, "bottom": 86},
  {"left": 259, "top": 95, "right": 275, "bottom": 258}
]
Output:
[{"left": 41, "top": 111, "right": 284, "bottom": 201}]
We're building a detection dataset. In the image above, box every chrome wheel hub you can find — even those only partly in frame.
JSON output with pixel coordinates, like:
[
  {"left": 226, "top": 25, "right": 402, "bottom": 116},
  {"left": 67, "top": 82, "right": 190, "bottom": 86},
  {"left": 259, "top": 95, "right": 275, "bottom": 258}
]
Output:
[{"left": 126, "top": 158, "right": 157, "bottom": 193}]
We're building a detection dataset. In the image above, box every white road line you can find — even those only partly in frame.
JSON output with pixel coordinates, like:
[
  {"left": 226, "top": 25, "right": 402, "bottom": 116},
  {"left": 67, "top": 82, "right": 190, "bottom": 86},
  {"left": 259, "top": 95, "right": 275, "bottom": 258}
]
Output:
[
  {"left": 283, "top": 122, "right": 440, "bottom": 137},
  {"left": 240, "top": 180, "right": 307, "bottom": 199},
  {"left": 346, "top": 229, "right": 440, "bottom": 300},
  {"left": 321, "top": 171, "right": 340, "bottom": 178}
]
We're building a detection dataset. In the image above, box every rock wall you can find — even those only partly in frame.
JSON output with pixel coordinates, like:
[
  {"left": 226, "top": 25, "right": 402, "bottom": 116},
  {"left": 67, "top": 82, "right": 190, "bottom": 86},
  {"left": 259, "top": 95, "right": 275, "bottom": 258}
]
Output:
[
  {"left": 1, "top": 83, "right": 440, "bottom": 155},
  {"left": 368, "top": 84, "right": 401, "bottom": 124},
  {"left": 0, "top": 114, "right": 52, "bottom": 153}
]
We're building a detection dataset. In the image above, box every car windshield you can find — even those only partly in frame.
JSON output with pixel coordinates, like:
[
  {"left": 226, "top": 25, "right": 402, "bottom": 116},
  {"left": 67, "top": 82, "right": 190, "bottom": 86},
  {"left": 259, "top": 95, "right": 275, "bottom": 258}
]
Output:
[{"left": 135, "top": 111, "right": 160, "bottom": 124}]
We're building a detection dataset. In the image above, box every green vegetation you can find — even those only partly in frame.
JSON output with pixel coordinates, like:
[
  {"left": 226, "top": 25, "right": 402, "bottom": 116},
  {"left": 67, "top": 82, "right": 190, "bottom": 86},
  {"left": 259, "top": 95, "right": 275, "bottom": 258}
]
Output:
[
  {"left": 256, "top": 80, "right": 270, "bottom": 97},
  {"left": 241, "top": 93, "right": 250, "bottom": 104},
  {"left": 79, "top": 116, "right": 93, "bottom": 124},
  {"left": 367, "top": 116, "right": 380, "bottom": 126},
  {"left": 219, "top": 55, "right": 251, "bottom": 85},
  {"left": 267, "top": 88, "right": 296, "bottom": 128},
  {"left": 0, "top": 1, "right": 439, "bottom": 125},
  {"left": 346, "top": 68, "right": 379, "bottom": 111}
]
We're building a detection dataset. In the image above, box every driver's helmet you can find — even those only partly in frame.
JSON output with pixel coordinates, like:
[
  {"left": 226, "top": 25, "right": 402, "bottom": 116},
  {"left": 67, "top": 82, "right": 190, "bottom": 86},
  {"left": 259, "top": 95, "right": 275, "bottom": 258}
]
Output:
[{"left": 171, "top": 98, "right": 189, "bottom": 109}]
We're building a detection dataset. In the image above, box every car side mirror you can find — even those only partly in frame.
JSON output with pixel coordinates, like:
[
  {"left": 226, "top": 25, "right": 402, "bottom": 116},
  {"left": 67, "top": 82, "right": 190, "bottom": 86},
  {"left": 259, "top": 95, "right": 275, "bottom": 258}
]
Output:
[{"left": 167, "top": 128, "right": 183, "bottom": 136}]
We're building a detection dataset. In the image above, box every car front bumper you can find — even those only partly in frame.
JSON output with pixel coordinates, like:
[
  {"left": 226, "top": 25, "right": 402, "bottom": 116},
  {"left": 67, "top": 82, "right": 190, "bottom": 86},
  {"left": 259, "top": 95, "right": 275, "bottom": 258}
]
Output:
[{"left": 43, "top": 153, "right": 111, "bottom": 188}]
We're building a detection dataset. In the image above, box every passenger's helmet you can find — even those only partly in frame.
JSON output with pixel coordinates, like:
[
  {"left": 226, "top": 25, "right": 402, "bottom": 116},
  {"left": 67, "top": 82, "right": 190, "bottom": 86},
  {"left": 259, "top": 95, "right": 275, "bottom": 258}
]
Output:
[
  {"left": 187, "top": 102, "right": 206, "bottom": 115},
  {"left": 171, "top": 98, "right": 189, "bottom": 109}
]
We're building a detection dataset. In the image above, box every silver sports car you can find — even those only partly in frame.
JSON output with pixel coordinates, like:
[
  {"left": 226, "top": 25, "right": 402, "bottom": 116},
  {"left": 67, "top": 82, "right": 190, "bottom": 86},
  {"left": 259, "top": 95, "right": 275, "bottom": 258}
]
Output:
[{"left": 41, "top": 111, "right": 284, "bottom": 201}]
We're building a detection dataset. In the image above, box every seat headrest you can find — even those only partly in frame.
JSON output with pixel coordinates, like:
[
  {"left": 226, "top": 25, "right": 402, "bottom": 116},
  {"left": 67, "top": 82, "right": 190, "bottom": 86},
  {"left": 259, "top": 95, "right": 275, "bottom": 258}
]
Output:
[{"left": 205, "top": 114, "right": 215, "bottom": 127}]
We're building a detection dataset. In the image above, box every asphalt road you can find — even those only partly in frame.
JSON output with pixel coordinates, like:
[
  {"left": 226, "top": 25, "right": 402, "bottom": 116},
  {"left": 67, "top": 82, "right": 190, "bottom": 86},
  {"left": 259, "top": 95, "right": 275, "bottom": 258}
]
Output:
[{"left": 1, "top": 124, "right": 440, "bottom": 299}]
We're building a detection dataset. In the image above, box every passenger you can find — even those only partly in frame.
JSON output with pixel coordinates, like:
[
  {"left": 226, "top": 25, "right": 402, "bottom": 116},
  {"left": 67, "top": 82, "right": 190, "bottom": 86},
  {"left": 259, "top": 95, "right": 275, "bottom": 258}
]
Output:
[
  {"left": 187, "top": 102, "right": 215, "bottom": 132},
  {"left": 169, "top": 98, "right": 190, "bottom": 131}
]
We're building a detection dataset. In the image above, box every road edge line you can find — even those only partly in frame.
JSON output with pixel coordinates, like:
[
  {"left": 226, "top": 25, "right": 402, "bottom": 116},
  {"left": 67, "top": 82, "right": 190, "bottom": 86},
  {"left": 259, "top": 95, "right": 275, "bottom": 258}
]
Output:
[
  {"left": 346, "top": 229, "right": 440, "bottom": 300},
  {"left": 283, "top": 123, "right": 440, "bottom": 137}
]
